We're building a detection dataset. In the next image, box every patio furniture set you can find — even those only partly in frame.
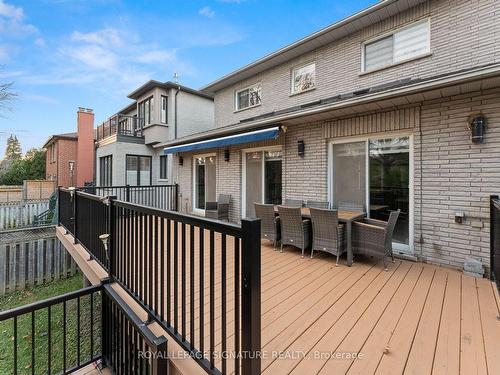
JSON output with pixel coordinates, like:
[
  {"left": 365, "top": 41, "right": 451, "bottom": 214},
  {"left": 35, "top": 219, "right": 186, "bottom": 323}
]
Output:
[{"left": 255, "top": 200, "right": 400, "bottom": 270}]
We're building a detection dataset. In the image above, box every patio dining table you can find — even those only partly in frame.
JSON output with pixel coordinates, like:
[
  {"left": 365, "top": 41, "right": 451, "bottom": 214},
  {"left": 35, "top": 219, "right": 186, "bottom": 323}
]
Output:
[{"left": 274, "top": 206, "right": 365, "bottom": 266}]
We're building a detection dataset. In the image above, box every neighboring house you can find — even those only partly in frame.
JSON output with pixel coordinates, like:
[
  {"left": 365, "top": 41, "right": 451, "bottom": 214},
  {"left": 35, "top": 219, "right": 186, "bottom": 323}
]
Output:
[
  {"left": 164, "top": 0, "right": 500, "bottom": 272},
  {"left": 43, "top": 108, "right": 95, "bottom": 187},
  {"left": 95, "top": 80, "right": 214, "bottom": 187}
]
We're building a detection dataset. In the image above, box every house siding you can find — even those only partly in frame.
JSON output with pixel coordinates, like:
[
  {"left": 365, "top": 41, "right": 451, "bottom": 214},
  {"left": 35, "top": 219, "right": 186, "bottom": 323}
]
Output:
[{"left": 213, "top": 0, "right": 500, "bottom": 128}]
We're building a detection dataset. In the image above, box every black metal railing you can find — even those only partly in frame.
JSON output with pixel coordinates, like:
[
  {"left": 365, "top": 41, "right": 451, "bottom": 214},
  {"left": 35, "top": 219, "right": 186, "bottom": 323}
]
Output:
[
  {"left": 57, "top": 187, "right": 262, "bottom": 375},
  {"left": 490, "top": 195, "right": 500, "bottom": 285},
  {"left": 0, "top": 282, "right": 169, "bottom": 375},
  {"left": 85, "top": 184, "right": 178, "bottom": 211},
  {"left": 59, "top": 188, "right": 75, "bottom": 234},
  {"left": 96, "top": 114, "right": 144, "bottom": 142},
  {"left": 74, "top": 191, "right": 111, "bottom": 270},
  {"left": 102, "top": 283, "right": 168, "bottom": 375},
  {"left": 0, "top": 285, "right": 102, "bottom": 375}
]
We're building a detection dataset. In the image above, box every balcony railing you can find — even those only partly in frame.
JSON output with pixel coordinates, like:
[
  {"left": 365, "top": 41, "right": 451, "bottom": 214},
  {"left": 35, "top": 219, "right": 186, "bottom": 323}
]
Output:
[
  {"left": 58, "top": 187, "right": 262, "bottom": 375},
  {"left": 0, "top": 282, "right": 168, "bottom": 375},
  {"left": 96, "top": 114, "right": 144, "bottom": 142}
]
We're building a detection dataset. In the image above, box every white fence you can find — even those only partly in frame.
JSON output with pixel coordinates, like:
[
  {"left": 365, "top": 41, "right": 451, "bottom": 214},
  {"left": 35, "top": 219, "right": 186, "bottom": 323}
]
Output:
[
  {"left": 0, "top": 227, "right": 78, "bottom": 295},
  {"left": 0, "top": 200, "right": 50, "bottom": 230}
]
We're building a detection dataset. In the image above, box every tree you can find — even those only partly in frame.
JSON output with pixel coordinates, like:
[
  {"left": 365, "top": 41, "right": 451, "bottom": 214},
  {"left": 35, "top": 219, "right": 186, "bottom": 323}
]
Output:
[
  {"left": 4, "top": 134, "right": 22, "bottom": 161},
  {"left": 0, "top": 71, "right": 16, "bottom": 113},
  {"left": 0, "top": 148, "right": 46, "bottom": 185}
]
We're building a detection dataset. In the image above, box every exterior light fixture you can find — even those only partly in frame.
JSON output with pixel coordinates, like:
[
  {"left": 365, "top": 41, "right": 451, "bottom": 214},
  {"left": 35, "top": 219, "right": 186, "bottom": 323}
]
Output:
[
  {"left": 99, "top": 233, "right": 111, "bottom": 262},
  {"left": 224, "top": 149, "right": 230, "bottom": 162},
  {"left": 298, "top": 140, "right": 305, "bottom": 157},
  {"left": 468, "top": 114, "right": 486, "bottom": 144}
]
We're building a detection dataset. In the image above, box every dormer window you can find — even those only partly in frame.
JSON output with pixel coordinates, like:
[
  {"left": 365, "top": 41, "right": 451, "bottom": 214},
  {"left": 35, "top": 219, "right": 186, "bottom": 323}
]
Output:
[
  {"left": 291, "top": 62, "right": 316, "bottom": 94},
  {"left": 235, "top": 83, "right": 261, "bottom": 111},
  {"left": 363, "top": 19, "right": 430, "bottom": 73}
]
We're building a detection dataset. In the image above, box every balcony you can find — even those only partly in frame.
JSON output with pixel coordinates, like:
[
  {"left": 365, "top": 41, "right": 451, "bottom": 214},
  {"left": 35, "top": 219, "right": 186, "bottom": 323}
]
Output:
[{"left": 96, "top": 114, "right": 144, "bottom": 143}]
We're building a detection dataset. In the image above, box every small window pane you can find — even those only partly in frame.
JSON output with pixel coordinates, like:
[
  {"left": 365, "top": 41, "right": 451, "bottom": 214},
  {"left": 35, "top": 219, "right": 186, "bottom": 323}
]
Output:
[
  {"left": 160, "top": 155, "right": 168, "bottom": 179},
  {"left": 394, "top": 21, "right": 429, "bottom": 62},
  {"left": 364, "top": 36, "right": 393, "bottom": 71},
  {"left": 236, "top": 84, "right": 261, "bottom": 110},
  {"left": 161, "top": 96, "right": 168, "bottom": 123},
  {"left": 139, "top": 157, "right": 151, "bottom": 185},
  {"left": 237, "top": 90, "right": 250, "bottom": 109},
  {"left": 292, "top": 63, "right": 315, "bottom": 93}
]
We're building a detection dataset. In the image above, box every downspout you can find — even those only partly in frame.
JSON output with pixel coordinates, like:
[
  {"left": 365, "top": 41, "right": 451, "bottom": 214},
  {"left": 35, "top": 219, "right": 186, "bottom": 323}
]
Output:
[
  {"left": 418, "top": 105, "right": 423, "bottom": 259},
  {"left": 174, "top": 86, "right": 180, "bottom": 139}
]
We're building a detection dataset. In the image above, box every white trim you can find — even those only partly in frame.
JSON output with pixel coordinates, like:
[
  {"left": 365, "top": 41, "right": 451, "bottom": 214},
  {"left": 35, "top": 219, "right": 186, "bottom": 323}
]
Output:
[
  {"left": 241, "top": 146, "right": 283, "bottom": 218},
  {"left": 234, "top": 82, "right": 262, "bottom": 112},
  {"left": 192, "top": 153, "right": 216, "bottom": 215},
  {"left": 361, "top": 18, "right": 431, "bottom": 73},
  {"left": 327, "top": 131, "right": 414, "bottom": 254}
]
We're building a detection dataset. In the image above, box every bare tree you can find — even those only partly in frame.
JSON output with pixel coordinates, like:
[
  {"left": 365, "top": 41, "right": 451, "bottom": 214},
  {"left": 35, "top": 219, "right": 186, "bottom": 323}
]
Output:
[{"left": 0, "top": 80, "right": 16, "bottom": 112}]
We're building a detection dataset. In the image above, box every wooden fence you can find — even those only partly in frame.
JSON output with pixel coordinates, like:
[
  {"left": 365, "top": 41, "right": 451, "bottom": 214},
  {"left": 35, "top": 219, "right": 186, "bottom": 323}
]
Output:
[
  {"left": 0, "top": 227, "right": 78, "bottom": 295},
  {"left": 0, "top": 200, "right": 50, "bottom": 230}
]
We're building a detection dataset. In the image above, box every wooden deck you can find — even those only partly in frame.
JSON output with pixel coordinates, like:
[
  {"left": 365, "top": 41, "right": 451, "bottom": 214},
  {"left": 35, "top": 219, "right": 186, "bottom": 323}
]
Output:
[
  {"left": 61, "top": 225, "right": 500, "bottom": 375},
  {"left": 249, "top": 242, "right": 499, "bottom": 375}
]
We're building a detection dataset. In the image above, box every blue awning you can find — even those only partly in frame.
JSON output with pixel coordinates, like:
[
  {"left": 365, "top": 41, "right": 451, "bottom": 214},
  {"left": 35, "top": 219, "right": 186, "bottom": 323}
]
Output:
[{"left": 164, "top": 126, "right": 280, "bottom": 154}]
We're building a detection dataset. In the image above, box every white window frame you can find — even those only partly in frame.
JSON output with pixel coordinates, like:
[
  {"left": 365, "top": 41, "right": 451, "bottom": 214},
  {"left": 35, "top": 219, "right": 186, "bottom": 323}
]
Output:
[
  {"left": 192, "top": 153, "right": 217, "bottom": 215},
  {"left": 161, "top": 95, "right": 168, "bottom": 124},
  {"left": 290, "top": 61, "right": 316, "bottom": 95},
  {"left": 241, "top": 145, "right": 283, "bottom": 218},
  {"left": 234, "top": 83, "right": 262, "bottom": 112},
  {"left": 327, "top": 132, "right": 414, "bottom": 255},
  {"left": 361, "top": 19, "right": 431, "bottom": 73}
]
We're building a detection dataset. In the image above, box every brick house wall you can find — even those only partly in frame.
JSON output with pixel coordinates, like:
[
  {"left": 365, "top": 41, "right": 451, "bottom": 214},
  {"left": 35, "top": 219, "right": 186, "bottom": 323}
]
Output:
[
  {"left": 213, "top": 0, "right": 500, "bottom": 128},
  {"left": 45, "top": 138, "right": 78, "bottom": 187}
]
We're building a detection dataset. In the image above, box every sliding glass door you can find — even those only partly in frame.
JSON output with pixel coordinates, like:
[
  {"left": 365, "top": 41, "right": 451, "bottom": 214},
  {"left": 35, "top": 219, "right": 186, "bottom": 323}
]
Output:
[
  {"left": 193, "top": 155, "right": 216, "bottom": 211},
  {"left": 243, "top": 149, "right": 282, "bottom": 218},
  {"left": 330, "top": 135, "right": 412, "bottom": 254}
]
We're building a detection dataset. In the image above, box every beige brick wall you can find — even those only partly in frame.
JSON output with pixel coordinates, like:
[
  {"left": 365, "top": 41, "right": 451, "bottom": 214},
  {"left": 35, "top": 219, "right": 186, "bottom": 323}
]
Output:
[
  {"left": 414, "top": 87, "right": 500, "bottom": 272},
  {"left": 214, "top": 0, "right": 500, "bottom": 127}
]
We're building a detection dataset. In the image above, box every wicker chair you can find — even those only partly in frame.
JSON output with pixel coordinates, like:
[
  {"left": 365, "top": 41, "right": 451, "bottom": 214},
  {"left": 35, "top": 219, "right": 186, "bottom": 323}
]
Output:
[
  {"left": 278, "top": 206, "right": 311, "bottom": 257},
  {"left": 338, "top": 201, "right": 365, "bottom": 211},
  {"left": 205, "top": 194, "right": 230, "bottom": 221},
  {"left": 284, "top": 199, "right": 303, "bottom": 207},
  {"left": 254, "top": 203, "right": 281, "bottom": 249},
  {"left": 352, "top": 209, "right": 400, "bottom": 270},
  {"left": 309, "top": 208, "right": 345, "bottom": 264},
  {"left": 306, "top": 200, "right": 330, "bottom": 209}
]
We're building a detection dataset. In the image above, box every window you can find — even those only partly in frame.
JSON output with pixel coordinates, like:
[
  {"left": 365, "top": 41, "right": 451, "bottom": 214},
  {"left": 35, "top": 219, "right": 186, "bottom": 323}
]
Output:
[
  {"left": 193, "top": 155, "right": 216, "bottom": 211},
  {"left": 138, "top": 96, "right": 154, "bottom": 125},
  {"left": 126, "top": 155, "right": 151, "bottom": 186},
  {"left": 99, "top": 155, "right": 112, "bottom": 186},
  {"left": 291, "top": 62, "right": 316, "bottom": 94},
  {"left": 363, "top": 20, "right": 430, "bottom": 72},
  {"left": 161, "top": 96, "right": 168, "bottom": 123},
  {"left": 160, "top": 155, "right": 168, "bottom": 179},
  {"left": 235, "top": 83, "right": 261, "bottom": 111}
]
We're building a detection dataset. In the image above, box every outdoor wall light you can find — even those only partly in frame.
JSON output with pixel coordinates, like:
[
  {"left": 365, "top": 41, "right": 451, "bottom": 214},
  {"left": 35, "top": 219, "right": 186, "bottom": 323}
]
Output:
[
  {"left": 99, "top": 233, "right": 110, "bottom": 262},
  {"left": 178, "top": 156, "right": 184, "bottom": 166},
  {"left": 298, "top": 140, "right": 305, "bottom": 157},
  {"left": 224, "top": 149, "right": 230, "bottom": 162},
  {"left": 468, "top": 114, "right": 486, "bottom": 144}
]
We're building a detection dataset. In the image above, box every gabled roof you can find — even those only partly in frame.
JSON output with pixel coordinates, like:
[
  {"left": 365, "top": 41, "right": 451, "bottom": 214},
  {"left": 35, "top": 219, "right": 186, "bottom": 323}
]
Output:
[
  {"left": 127, "top": 80, "right": 214, "bottom": 100},
  {"left": 201, "top": 0, "right": 427, "bottom": 93},
  {"left": 42, "top": 132, "right": 77, "bottom": 148}
]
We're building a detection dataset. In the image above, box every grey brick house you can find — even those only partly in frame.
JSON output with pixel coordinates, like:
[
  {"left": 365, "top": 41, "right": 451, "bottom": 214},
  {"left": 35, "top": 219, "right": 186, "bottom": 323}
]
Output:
[
  {"left": 95, "top": 80, "right": 214, "bottom": 186},
  {"left": 163, "top": 0, "right": 500, "bottom": 273}
]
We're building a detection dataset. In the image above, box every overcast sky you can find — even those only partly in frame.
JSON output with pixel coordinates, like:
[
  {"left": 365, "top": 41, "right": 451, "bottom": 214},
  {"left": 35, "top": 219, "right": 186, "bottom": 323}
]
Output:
[{"left": 0, "top": 0, "right": 375, "bottom": 155}]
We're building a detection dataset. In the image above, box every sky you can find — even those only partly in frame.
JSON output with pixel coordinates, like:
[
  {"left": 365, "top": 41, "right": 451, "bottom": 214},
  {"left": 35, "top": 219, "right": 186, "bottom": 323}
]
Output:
[{"left": 0, "top": 0, "right": 376, "bottom": 156}]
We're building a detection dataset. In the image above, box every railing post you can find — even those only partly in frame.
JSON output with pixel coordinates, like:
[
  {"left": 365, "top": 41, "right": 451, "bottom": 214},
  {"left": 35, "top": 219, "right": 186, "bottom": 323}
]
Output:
[
  {"left": 57, "top": 186, "right": 62, "bottom": 228},
  {"left": 240, "top": 218, "right": 261, "bottom": 375},
  {"left": 152, "top": 337, "right": 168, "bottom": 375},
  {"left": 126, "top": 184, "right": 131, "bottom": 202},
  {"left": 490, "top": 195, "right": 498, "bottom": 282},
  {"left": 73, "top": 191, "right": 78, "bottom": 244},
  {"left": 107, "top": 196, "right": 117, "bottom": 276},
  {"left": 175, "top": 183, "right": 179, "bottom": 211}
]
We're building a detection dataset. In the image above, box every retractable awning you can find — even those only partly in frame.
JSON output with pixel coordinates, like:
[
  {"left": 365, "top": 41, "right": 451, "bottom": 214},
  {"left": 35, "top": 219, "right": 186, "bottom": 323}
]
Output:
[{"left": 163, "top": 126, "right": 280, "bottom": 154}]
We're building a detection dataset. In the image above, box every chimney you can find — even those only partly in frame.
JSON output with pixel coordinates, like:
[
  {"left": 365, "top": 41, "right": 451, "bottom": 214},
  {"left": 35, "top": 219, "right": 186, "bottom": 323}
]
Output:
[{"left": 76, "top": 107, "right": 95, "bottom": 186}]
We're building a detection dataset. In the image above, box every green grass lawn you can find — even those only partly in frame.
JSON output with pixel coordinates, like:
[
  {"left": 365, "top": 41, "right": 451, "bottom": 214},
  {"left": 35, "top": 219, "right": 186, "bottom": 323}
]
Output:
[{"left": 0, "top": 274, "right": 102, "bottom": 375}]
